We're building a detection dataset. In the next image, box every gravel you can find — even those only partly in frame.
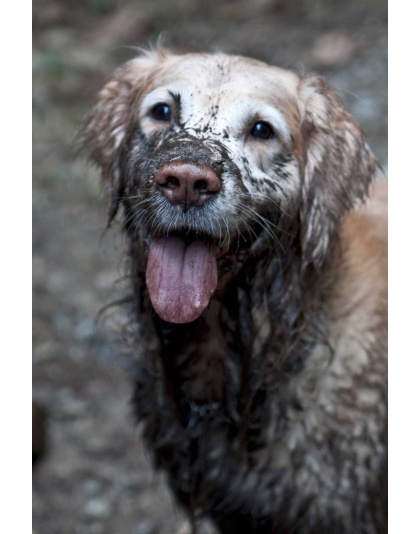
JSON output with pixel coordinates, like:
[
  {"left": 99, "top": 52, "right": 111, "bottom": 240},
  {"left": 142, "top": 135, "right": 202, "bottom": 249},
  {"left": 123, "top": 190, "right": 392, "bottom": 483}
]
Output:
[{"left": 33, "top": 1, "right": 387, "bottom": 532}]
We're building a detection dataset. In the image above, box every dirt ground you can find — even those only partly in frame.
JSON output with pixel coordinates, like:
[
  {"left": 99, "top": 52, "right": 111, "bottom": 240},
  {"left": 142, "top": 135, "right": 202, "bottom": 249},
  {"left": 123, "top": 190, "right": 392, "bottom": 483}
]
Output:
[{"left": 32, "top": 1, "right": 387, "bottom": 533}]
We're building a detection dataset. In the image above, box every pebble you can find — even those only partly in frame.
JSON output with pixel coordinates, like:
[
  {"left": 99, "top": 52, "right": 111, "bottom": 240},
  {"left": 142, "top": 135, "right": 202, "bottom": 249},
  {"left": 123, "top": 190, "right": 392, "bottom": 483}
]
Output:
[
  {"left": 83, "top": 478, "right": 103, "bottom": 497},
  {"left": 135, "top": 519, "right": 158, "bottom": 534},
  {"left": 84, "top": 498, "right": 112, "bottom": 520}
]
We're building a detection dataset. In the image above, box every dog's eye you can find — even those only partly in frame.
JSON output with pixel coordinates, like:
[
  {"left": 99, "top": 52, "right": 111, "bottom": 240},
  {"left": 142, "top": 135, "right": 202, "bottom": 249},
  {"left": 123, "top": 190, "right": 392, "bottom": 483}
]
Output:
[
  {"left": 250, "top": 121, "right": 274, "bottom": 140},
  {"left": 150, "top": 103, "right": 171, "bottom": 122}
]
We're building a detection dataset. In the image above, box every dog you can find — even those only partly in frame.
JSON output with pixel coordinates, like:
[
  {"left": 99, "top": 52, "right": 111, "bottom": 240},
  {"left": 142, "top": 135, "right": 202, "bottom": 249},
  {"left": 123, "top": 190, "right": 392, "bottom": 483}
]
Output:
[{"left": 80, "top": 48, "right": 387, "bottom": 533}]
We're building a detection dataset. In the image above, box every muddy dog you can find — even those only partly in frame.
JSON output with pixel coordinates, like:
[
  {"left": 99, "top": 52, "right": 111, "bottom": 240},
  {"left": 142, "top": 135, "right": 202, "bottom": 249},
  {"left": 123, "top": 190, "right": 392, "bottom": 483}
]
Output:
[{"left": 81, "top": 49, "right": 387, "bottom": 533}]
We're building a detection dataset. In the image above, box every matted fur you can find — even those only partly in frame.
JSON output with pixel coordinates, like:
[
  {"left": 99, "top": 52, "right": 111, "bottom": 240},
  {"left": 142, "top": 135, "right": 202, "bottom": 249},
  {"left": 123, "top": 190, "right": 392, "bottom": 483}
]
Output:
[{"left": 80, "top": 48, "right": 387, "bottom": 533}]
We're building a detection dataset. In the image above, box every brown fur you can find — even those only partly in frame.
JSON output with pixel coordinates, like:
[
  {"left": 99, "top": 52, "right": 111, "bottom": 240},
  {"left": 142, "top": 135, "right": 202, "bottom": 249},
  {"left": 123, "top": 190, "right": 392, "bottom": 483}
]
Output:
[{"left": 80, "top": 49, "right": 387, "bottom": 533}]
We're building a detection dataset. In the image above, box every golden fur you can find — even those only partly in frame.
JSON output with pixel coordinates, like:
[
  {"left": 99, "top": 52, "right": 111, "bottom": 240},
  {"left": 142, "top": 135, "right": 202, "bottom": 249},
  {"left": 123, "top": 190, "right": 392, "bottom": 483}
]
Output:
[{"left": 81, "top": 49, "right": 387, "bottom": 533}]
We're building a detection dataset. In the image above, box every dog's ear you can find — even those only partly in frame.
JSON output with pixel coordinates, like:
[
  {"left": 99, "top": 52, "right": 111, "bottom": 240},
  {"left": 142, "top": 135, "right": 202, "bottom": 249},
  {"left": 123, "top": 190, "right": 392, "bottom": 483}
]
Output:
[
  {"left": 79, "top": 51, "right": 163, "bottom": 224},
  {"left": 296, "top": 75, "right": 379, "bottom": 268}
]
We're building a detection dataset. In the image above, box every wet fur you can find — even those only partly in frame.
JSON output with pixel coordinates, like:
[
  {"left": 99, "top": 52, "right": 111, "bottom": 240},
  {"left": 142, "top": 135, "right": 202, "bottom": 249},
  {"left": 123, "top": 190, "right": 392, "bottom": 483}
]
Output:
[{"left": 80, "top": 49, "right": 387, "bottom": 533}]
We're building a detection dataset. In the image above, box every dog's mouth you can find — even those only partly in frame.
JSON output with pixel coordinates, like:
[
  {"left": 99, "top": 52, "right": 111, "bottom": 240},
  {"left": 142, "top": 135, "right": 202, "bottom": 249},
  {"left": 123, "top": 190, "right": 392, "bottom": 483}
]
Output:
[{"left": 146, "top": 232, "right": 225, "bottom": 324}]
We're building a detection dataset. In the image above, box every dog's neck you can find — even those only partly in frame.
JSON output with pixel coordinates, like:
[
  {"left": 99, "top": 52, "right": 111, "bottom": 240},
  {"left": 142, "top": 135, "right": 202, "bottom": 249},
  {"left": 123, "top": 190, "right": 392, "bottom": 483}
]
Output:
[{"left": 129, "top": 232, "right": 336, "bottom": 431}]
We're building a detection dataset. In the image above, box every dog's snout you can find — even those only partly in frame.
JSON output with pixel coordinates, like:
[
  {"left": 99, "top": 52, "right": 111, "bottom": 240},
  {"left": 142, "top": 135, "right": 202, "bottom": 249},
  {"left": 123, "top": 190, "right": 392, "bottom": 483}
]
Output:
[{"left": 155, "top": 162, "right": 220, "bottom": 208}]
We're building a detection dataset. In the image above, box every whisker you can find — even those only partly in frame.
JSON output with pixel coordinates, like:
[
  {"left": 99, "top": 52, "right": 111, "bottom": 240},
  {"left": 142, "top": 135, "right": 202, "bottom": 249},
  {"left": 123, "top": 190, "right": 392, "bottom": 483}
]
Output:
[
  {"left": 231, "top": 200, "right": 286, "bottom": 252},
  {"left": 244, "top": 191, "right": 293, "bottom": 219},
  {"left": 120, "top": 183, "right": 292, "bottom": 254}
]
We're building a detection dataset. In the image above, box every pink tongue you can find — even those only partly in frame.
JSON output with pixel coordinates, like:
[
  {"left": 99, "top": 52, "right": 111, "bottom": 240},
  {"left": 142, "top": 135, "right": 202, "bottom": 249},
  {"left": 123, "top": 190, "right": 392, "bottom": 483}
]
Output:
[{"left": 146, "top": 235, "right": 218, "bottom": 324}]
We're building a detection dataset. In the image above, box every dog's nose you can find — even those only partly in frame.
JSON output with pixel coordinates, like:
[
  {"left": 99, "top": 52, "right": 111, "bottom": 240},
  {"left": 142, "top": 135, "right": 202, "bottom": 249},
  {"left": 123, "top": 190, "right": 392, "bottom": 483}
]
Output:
[{"left": 155, "top": 162, "right": 221, "bottom": 208}]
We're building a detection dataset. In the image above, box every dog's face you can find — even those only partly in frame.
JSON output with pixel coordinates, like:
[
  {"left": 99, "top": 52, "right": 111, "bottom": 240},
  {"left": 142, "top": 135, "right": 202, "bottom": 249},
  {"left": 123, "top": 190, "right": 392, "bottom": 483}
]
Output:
[
  {"left": 115, "top": 53, "right": 303, "bottom": 238},
  {"left": 132, "top": 53, "right": 301, "bottom": 222},
  {"left": 82, "top": 49, "right": 378, "bottom": 323}
]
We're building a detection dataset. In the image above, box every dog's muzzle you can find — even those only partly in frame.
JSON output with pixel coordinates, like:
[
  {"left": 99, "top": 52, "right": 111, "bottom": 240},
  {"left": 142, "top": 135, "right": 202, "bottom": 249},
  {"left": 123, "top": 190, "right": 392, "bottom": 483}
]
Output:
[{"left": 146, "top": 160, "right": 222, "bottom": 325}]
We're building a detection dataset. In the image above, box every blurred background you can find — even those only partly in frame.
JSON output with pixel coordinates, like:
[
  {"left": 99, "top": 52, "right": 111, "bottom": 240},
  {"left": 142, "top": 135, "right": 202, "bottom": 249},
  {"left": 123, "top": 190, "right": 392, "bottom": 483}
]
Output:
[{"left": 32, "top": 1, "right": 387, "bottom": 533}]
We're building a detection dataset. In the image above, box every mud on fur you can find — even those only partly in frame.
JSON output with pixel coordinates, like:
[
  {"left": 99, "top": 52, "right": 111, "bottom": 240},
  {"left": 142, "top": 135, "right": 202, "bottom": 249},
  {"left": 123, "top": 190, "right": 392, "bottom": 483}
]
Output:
[{"left": 80, "top": 48, "right": 387, "bottom": 533}]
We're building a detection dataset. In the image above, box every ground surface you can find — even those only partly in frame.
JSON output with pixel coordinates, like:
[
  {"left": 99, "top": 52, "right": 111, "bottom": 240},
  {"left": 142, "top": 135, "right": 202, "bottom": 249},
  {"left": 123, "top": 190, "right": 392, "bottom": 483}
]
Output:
[{"left": 32, "top": 1, "right": 387, "bottom": 532}]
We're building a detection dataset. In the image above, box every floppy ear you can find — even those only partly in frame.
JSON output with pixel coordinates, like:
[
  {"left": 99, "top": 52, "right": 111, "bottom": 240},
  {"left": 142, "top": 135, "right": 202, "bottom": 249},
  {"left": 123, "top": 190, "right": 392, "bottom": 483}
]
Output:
[
  {"left": 79, "top": 51, "right": 163, "bottom": 223},
  {"left": 296, "top": 75, "right": 379, "bottom": 268}
]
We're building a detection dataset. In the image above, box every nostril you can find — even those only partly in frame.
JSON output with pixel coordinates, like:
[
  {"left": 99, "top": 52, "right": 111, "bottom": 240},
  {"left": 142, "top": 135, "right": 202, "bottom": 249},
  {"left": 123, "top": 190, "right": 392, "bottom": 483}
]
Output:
[
  {"left": 194, "top": 179, "right": 209, "bottom": 192},
  {"left": 163, "top": 176, "right": 180, "bottom": 190},
  {"left": 198, "top": 171, "right": 221, "bottom": 194}
]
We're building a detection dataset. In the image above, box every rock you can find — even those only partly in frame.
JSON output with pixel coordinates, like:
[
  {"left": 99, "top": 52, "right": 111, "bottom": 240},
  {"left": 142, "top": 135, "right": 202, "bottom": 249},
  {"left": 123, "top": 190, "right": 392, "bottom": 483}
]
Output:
[
  {"left": 84, "top": 498, "right": 112, "bottom": 520},
  {"left": 135, "top": 519, "right": 158, "bottom": 534}
]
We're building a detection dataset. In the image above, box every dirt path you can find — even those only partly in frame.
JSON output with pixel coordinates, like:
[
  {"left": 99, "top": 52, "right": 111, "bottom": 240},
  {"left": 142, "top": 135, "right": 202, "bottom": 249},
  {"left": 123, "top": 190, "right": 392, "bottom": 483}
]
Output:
[{"left": 33, "top": 1, "right": 387, "bottom": 532}]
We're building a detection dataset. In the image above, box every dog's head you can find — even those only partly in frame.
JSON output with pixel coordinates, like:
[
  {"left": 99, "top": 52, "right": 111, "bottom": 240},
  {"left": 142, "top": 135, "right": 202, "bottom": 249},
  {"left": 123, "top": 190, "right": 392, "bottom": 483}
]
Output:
[{"left": 81, "top": 48, "right": 378, "bottom": 323}]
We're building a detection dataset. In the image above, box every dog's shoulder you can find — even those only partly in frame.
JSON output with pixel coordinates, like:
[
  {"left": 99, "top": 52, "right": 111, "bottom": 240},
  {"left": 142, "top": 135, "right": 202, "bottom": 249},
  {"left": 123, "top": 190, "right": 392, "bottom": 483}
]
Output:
[
  {"left": 326, "top": 178, "right": 388, "bottom": 354},
  {"left": 341, "top": 177, "right": 388, "bottom": 279},
  {"left": 347, "top": 178, "right": 387, "bottom": 245}
]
